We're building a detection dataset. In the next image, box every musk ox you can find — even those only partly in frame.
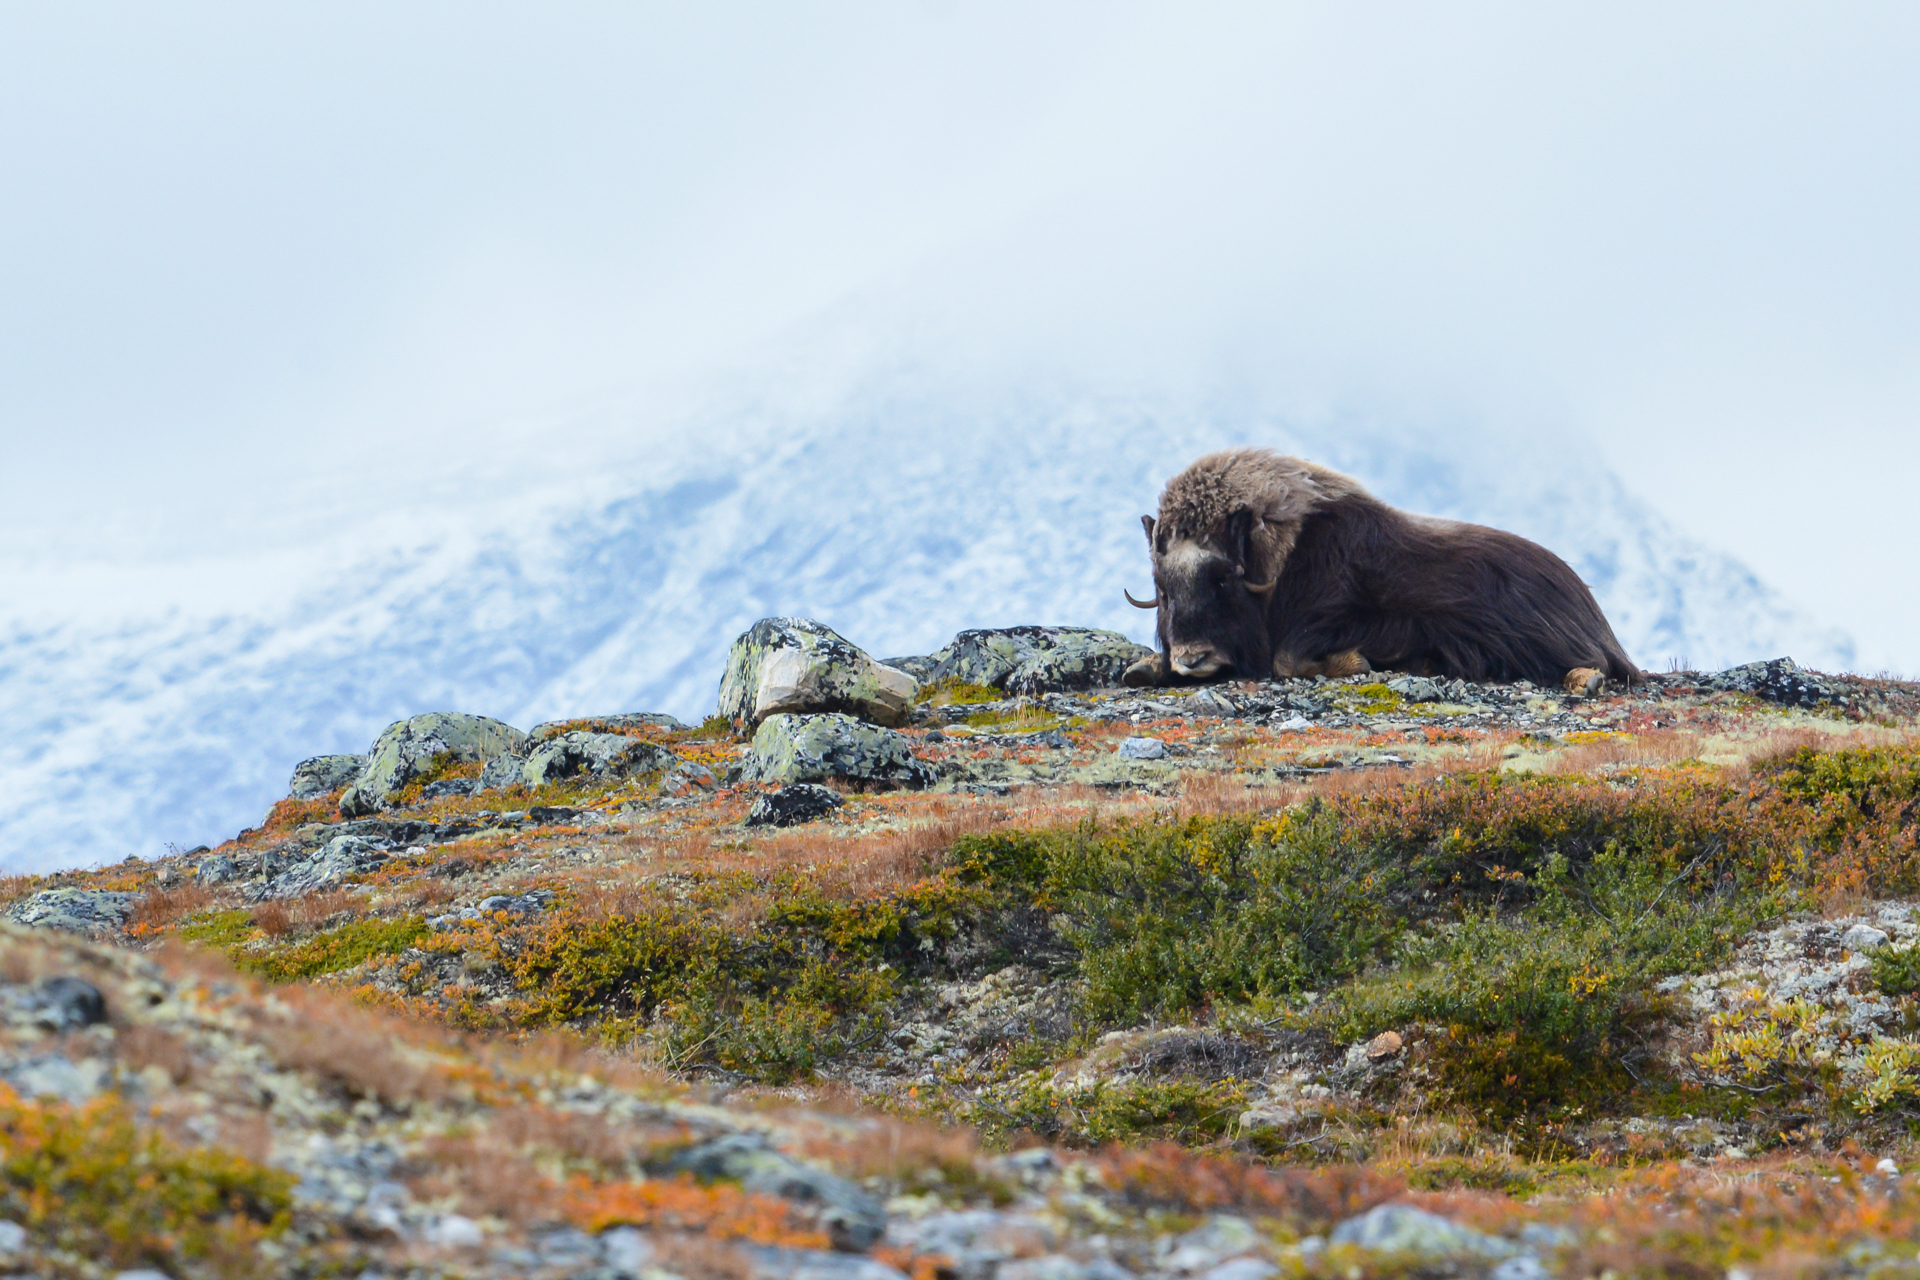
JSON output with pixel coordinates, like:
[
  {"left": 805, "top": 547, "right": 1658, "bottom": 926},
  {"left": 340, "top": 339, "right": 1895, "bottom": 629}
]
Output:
[{"left": 1123, "top": 449, "right": 1641, "bottom": 696}]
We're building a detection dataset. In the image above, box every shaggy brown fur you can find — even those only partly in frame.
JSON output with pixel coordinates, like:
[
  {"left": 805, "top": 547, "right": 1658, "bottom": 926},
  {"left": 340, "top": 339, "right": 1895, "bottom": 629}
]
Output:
[{"left": 1126, "top": 449, "right": 1640, "bottom": 693}]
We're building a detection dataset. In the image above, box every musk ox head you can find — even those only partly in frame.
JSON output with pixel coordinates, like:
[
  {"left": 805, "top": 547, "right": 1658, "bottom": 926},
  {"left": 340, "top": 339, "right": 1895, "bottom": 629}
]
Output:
[{"left": 1129, "top": 509, "right": 1278, "bottom": 680}]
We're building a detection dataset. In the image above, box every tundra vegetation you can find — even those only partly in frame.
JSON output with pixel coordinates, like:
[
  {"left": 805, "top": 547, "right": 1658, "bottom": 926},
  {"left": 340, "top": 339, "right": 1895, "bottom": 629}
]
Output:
[{"left": 6, "top": 652, "right": 1920, "bottom": 1278}]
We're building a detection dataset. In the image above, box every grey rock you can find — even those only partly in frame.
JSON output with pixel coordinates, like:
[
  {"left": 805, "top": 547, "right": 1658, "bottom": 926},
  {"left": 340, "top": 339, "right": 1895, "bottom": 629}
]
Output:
[
  {"left": 1165, "top": 1217, "right": 1261, "bottom": 1272},
  {"left": 745, "top": 1246, "right": 907, "bottom": 1280},
  {"left": 1328, "top": 1204, "right": 1516, "bottom": 1259},
  {"left": 4, "top": 1053, "right": 108, "bottom": 1104},
  {"left": 669, "top": 1133, "right": 885, "bottom": 1252},
  {"left": 1491, "top": 1256, "right": 1551, "bottom": 1280},
  {"left": 7, "top": 888, "right": 134, "bottom": 934},
  {"left": 27, "top": 976, "right": 105, "bottom": 1030},
  {"left": 420, "top": 777, "right": 478, "bottom": 799},
  {"left": 746, "top": 784, "right": 845, "bottom": 828},
  {"left": 196, "top": 854, "right": 238, "bottom": 885},
  {"left": 112, "top": 1271, "right": 175, "bottom": 1280},
  {"left": 477, "top": 752, "right": 526, "bottom": 791},
  {"left": 1385, "top": 675, "right": 1442, "bottom": 703},
  {"left": 877, "top": 654, "right": 938, "bottom": 682},
  {"left": 519, "top": 732, "right": 675, "bottom": 788},
  {"left": 1700, "top": 657, "right": 1849, "bottom": 709},
  {"left": 744, "top": 714, "right": 935, "bottom": 791},
  {"left": 1844, "top": 923, "right": 1891, "bottom": 951},
  {"left": 256, "top": 835, "right": 389, "bottom": 900},
  {"left": 600, "top": 1225, "right": 655, "bottom": 1274},
  {"left": 659, "top": 761, "right": 720, "bottom": 799},
  {"left": 1116, "top": 736, "right": 1166, "bottom": 761},
  {"left": 339, "top": 712, "right": 529, "bottom": 817},
  {"left": 1197, "top": 1261, "right": 1275, "bottom": 1280},
  {"left": 531, "top": 712, "right": 686, "bottom": 740},
  {"left": 289, "top": 753, "right": 368, "bottom": 800},
  {"left": 1001, "top": 1258, "right": 1102, "bottom": 1280},
  {"left": 926, "top": 626, "right": 1153, "bottom": 696},
  {"left": 0, "top": 1219, "right": 23, "bottom": 1253},
  {"left": 719, "top": 618, "right": 919, "bottom": 729}
]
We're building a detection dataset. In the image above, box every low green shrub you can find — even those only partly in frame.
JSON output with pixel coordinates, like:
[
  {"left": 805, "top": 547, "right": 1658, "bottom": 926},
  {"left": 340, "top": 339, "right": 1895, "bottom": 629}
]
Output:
[
  {"left": 1872, "top": 945, "right": 1920, "bottom": 997},
  {"left": 238, "top": 916, "right": 429, "bottom": 983}
]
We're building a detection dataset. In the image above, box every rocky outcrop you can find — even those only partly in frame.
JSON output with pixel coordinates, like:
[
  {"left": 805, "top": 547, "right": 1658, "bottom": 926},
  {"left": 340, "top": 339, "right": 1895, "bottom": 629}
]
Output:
[
  {"left": 339, "top": 713, "right": 529, "bottom": 817},
  {"left": 517, "top": 731, "right": 675, "bottom": 788},
  {"left": 719, "top": 618, "right": 919, "bottom": 729},
  {"left": 1700, "top": 656, "right": 1852, "bottom": 709},
  {"left": 6, "top": 889, "right": 135, "bottom": 935},
  {"left": 743, "top": 713, "right": 935, "bottom": 790},
  {"left": 529, "top": 712, "right": 686, "bottom": 741},
  {"left": 288, "top": 753, "right": 367, "bottom": 800},
  {"left": 255, "top": 835, "right": 390, "bottom": 900},
  {"left": 922, "top": 627, "right": 1153, "bottom": 696}
]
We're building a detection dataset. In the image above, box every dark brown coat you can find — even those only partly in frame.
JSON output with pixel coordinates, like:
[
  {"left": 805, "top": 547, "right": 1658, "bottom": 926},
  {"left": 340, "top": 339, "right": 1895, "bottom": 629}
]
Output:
[{"left": 1130, "top": 449, "right": 1640, "bottom": 690}]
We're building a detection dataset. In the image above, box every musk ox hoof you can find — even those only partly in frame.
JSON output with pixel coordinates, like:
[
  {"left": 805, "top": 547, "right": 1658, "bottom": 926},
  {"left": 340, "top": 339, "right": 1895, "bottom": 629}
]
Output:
[
  {"left": 1122, "top": 653, "right": 1167, "bottom": 688},
  {"left": 1564, "top": 667, "right": 1607, "bottom": 697}
]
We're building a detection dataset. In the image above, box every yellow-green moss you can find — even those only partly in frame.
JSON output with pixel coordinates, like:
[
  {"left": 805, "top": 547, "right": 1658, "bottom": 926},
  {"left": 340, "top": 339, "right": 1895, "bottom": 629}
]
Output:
[{"left": 237, "top": 915, "right": 430, "bottom": 983}]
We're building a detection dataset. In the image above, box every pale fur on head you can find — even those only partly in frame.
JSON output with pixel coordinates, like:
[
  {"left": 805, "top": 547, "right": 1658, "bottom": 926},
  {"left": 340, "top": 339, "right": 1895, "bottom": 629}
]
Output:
[{"left": 1154, "top": 448, "right": 1367, "bottom": 579}]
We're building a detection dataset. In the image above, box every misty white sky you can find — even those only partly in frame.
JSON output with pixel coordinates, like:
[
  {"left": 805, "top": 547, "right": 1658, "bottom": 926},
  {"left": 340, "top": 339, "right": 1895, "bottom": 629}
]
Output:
[{"left": 3, "top": 4, "right": 1917, "bottom": 671}]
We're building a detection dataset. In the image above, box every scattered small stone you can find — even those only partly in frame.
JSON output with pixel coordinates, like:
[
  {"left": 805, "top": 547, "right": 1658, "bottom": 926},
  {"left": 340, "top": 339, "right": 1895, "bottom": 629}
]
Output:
[
  {"left": 420, "top": 777, "right": 478, "bottom": 799},
  {"left": 0, "top": 1219, "right": 24, "bottom": 1253},
  {"left": 746, "top": 784, "right": 846, "bottom": 828},
  {"left": 659, "top": 761, "right": 720, "bottom": 798},
  {"left": 1116, "top": 736, "right": 1166, "bottom": 760},
  {"left": 1844, "top": 923, "right": 1891, "bottom": 952},
  {"left": 1385, "top": 675, "right": 1442, "bottom": 702}
]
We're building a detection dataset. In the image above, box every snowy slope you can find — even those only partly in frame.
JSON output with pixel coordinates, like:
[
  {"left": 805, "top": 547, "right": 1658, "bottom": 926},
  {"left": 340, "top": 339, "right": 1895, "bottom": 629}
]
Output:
[{"left": 0, "top": 375, "right": 1853, "bottom": 871}]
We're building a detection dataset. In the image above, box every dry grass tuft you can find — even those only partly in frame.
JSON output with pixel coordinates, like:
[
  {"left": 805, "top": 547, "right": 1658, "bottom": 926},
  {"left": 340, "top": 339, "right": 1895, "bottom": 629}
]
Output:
[{"left": 128, "top": 882, "right": 218, "bottom": 935}]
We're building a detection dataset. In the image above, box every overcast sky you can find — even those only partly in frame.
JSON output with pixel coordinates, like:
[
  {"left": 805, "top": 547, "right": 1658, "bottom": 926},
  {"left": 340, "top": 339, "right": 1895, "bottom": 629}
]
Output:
[{"left": 3, "top": 4, "right": 1917, "bottom": 671}]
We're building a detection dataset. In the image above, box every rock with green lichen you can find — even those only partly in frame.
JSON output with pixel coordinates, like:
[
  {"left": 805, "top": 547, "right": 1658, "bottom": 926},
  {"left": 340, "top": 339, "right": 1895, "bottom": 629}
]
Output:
[
  {"left": 516, "top": 730, "right": 675, "bottom": 788},
  {"left": 719, "top": 618, "right": 919, "bottom": 729},
  {"left": 339, "top": 712, "right": 529, "bottom": 817},
  {"left": 288, "top": 753, "right": 367, "bottom": 799},
  {"left": 926, "top": 626, "right": 1152, "bottom": 696},
  {"left": 743, "top": 712, "right": 935, "bottom": 790}
]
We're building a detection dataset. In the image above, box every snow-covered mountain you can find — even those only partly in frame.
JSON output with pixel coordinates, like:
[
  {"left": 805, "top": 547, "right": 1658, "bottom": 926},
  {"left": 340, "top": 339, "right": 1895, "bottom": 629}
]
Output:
[{"left": 0, "top": 370, "right": 1853, "bottom": 872}]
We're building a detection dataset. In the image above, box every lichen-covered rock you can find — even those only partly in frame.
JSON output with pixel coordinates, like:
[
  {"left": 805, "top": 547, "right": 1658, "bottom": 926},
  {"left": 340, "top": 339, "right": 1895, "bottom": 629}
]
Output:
[
  {"left": 746, "top": 783, "right": 844, "bottom": 827},
  {"left": 719, "top": 618, "right": 918, "bottom": 729},
  {"left": 743, "top": 713, "right": 935, "bottom": 790},
  {"left": 926, "top": 627, "right": 1152, "bottom": 695},
  {"left": 668, "top": 1133, "right": 886, "bottom": 1251},
  {"left": 255, "top": 835, "right": 390, "bottom": 900},
  {"left": 339, "top": 713, "right": 529, "bottom": 817},
  {"left": 517, "top": 731, "right": 675, "bottom": 788},
  {"left": 7, "top": 889, "right": 135, "bottom": 934},
  {"left": 289, "top": 753, "right": 367, "bottom": 800},
  {"left": 1701, "top": 657, "right": 1851, "bottom": 709},
  {"left": 528, "top": 712, "right": 686, "bottom": 741},
  {"left": 1329, "top": 1203, "right": 1520, "bottom": 1260}
]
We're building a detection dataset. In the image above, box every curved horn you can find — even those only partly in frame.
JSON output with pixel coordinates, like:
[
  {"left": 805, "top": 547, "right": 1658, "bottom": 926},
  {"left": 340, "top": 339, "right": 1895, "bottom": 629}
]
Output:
[
  {"left": 1124, "top": 588, "right": 1160, "bottom": 609},
  {"left": 1242, "top": 575, "right": 1279, "bottom": 596}
]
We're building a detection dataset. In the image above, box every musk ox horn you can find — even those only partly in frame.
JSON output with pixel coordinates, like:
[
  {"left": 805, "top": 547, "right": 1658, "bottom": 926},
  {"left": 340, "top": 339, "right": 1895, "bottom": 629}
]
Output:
[
  {"left": 1124, "top": 588, "right": 1160, "bottom": 609},
  {"left": 1242, "top": 574, "right": 1279, "bottom": 596}
]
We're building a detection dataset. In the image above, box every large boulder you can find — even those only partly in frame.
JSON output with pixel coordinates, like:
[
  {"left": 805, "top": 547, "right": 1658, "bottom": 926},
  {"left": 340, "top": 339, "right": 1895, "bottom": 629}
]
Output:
[
  {"left": 743, "top": 713, "right": 936, "bottom": 791},
  {"left": 719, "top": 618, "right": 918, "bottom": 730},
  {"left": 517, "top": 732, "right": 676, "bottom": 788},
  {"left": 288, "top": 754, "right": 367, "bottom": 800},
  {"left": 339, "top": 713, "right": 529, "bottom": 817},
  {"left": 925, "top": 627, "right": 1153, "bottom": 696}
]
